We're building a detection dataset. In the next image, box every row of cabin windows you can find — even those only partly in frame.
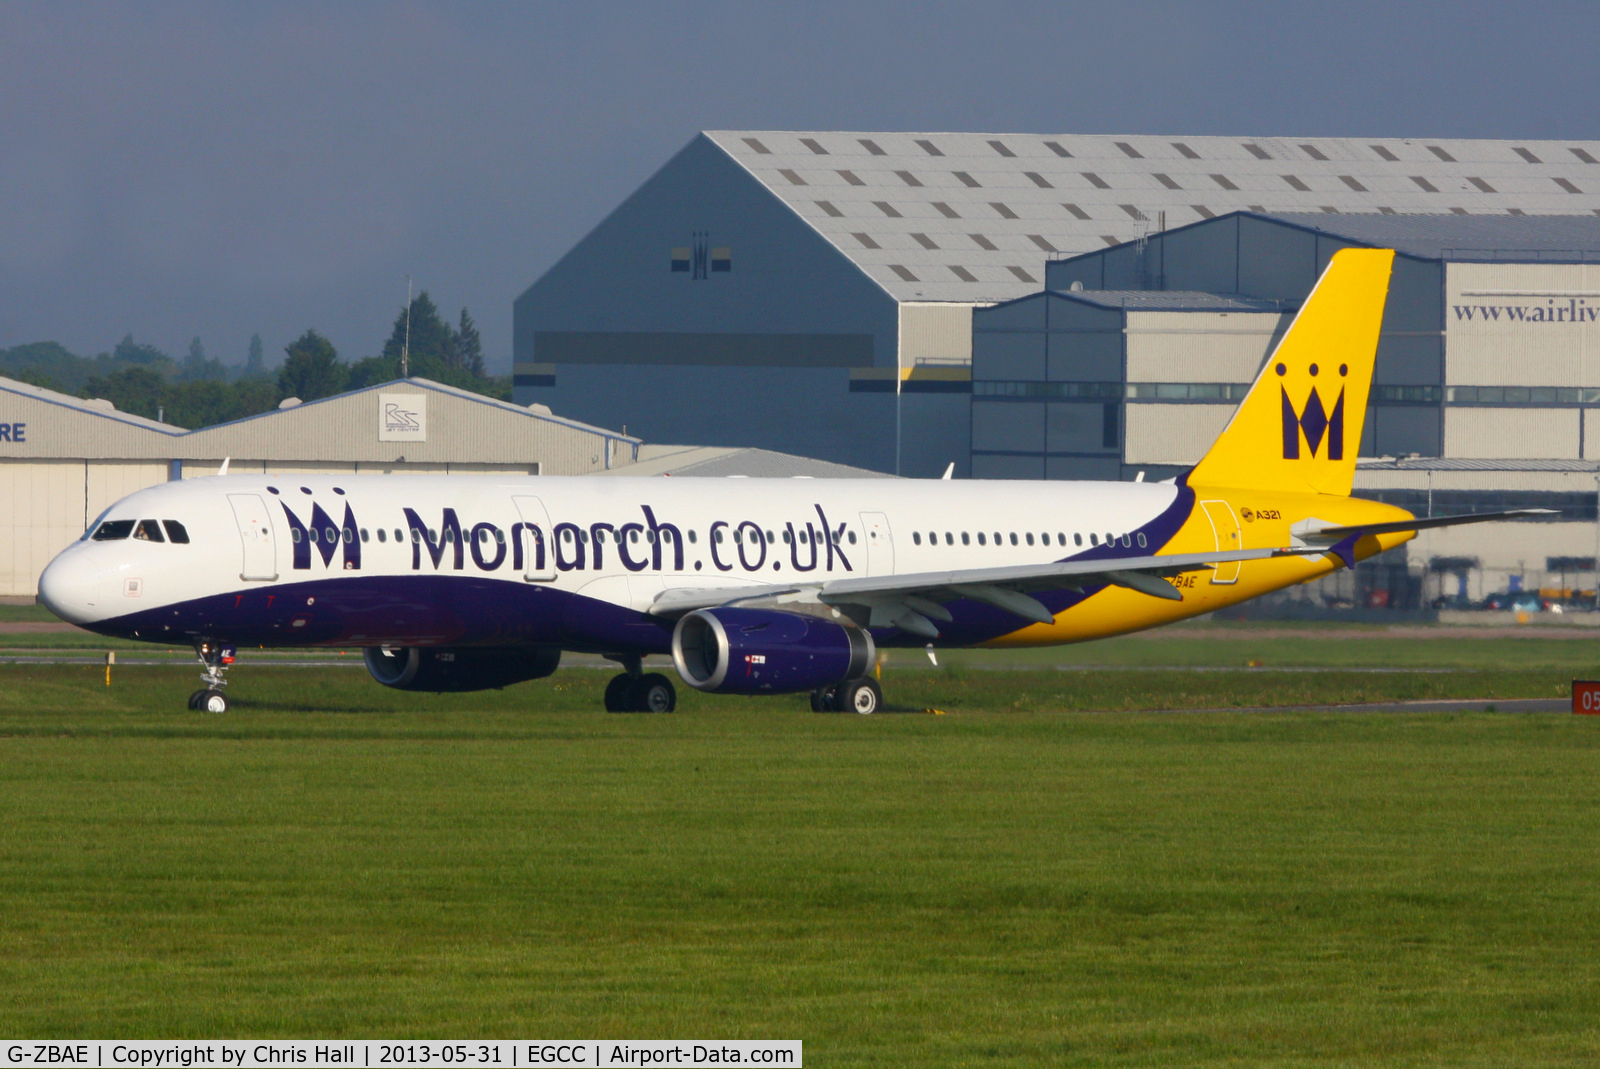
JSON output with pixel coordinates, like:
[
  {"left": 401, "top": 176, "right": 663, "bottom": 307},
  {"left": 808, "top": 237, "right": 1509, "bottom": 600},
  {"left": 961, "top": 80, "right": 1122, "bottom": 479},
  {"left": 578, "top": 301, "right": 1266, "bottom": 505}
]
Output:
[
  {"left": 91, "top": 519, "right": 190, "bottom": 543},
  {"left": 913, "top": 529, "right": 1147, "bottom": 550},
  {"left": 287, "top": 526, "right": 864, "bottom": 547}
]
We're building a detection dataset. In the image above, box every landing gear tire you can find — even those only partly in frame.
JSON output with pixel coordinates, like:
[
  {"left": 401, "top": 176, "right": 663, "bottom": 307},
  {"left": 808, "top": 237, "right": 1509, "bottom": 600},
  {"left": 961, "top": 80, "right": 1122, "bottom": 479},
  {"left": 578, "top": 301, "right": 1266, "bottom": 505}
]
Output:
[
  {"left": 635, "top": 673, "right": 677, "bottom": 713},
  {"left": 188, "top": 689, "right": 207, "bottom": 710},
  {"left": 838, "top": 677, "right": 882, "bottom": 715},
  {"left": 603, "top": 674, "right": 634, "bottom": 712},
  {"left": 810, "top": 686, "right": 838, "bottom": 712},
  {"left": 199, "top": 689, "right": 229, "bottom": 714}
]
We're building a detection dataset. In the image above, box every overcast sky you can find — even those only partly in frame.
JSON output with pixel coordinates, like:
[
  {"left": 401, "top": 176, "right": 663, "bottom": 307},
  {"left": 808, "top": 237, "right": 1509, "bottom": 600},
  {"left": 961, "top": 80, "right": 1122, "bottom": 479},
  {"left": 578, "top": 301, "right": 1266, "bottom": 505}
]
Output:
[{"left": 2, "top": 1, "right": 1596, "bottom": 373}]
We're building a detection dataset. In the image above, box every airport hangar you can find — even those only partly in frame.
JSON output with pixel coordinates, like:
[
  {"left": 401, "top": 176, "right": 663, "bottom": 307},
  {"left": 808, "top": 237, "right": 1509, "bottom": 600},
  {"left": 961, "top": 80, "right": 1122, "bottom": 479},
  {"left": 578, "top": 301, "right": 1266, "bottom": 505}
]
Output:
[
  {"left": 977, "top": 210, "right": 1600, "bottom": 604},
  {"left": 514, "top": 130, "right": 1600, "bottom": 479}
]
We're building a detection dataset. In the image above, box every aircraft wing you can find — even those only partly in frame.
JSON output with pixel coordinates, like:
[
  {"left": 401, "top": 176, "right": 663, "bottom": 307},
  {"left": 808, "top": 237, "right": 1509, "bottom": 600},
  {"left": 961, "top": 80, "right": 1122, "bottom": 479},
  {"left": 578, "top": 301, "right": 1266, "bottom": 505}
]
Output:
[{"left": 650, "top": 545, "right": 1324, "bottom": 637}]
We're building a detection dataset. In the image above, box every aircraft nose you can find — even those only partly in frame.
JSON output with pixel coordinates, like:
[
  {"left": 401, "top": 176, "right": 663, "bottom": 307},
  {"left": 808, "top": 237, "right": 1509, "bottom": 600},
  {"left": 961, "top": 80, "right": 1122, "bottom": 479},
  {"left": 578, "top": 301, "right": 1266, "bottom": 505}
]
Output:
[{"left": 37, "top": 550, "right": 100, "bottom": 626}]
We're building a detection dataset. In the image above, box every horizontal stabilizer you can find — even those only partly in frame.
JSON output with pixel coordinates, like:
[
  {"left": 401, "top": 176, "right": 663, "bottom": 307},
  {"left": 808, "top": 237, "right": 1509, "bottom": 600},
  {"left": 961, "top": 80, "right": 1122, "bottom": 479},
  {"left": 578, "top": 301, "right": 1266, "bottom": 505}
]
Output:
[{"left": 1303, "top": 508, "right": 1557, "bottom": 541}]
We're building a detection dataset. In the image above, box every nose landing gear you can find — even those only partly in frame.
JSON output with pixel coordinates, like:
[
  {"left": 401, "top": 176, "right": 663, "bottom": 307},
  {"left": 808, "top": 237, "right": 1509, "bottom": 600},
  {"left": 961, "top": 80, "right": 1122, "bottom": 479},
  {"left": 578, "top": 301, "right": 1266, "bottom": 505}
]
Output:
[{"left": 189, "top": 640, "right": 235, "bottom": 713}]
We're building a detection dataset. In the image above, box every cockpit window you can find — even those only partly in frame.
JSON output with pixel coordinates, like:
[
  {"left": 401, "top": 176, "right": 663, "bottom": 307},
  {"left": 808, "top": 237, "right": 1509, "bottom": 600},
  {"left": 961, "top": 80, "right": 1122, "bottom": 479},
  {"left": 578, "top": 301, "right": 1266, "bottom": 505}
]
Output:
[
  {"left": 81, "top": 508, "right": 112, "bottom": 541},
  {"left": 163, "top": 520, "right": 190, "bottom": 544},
  {"left": 133, "top": 519, "right": 165, "bottom": 542},
  {"left": 91, "top": 519, "right": 135, "bottom": 541}
]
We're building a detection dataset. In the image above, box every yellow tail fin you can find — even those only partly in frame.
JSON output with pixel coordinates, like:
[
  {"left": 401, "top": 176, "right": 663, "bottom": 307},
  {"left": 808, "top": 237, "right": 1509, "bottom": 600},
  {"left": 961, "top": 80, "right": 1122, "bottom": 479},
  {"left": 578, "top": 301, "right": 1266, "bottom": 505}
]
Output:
[{"left": 1187, "top": 248, "right": 1394, "bottom": 496}]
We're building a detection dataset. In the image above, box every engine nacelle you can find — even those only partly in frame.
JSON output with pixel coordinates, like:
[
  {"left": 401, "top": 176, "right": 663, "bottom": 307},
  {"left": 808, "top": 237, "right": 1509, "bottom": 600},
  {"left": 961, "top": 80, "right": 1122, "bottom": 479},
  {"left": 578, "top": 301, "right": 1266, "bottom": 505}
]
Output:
[
  {"left": 671, "top": 607, "right": 875, "bottom": 694},
  {"left": 363, "top": 645, "right": 561, "bottom": 692}
]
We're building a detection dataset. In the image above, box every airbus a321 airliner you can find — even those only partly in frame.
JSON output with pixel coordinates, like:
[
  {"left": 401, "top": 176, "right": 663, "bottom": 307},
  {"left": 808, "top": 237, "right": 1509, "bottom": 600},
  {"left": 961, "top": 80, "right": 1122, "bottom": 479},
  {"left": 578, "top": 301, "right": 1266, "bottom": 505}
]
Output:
[{"left": 37, "top": 250, "right": 1539, "bottom": 713}]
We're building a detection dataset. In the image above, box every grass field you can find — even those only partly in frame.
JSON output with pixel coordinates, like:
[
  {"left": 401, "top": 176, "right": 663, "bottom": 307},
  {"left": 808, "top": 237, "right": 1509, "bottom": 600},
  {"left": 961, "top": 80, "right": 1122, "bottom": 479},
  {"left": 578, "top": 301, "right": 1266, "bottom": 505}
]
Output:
[{"left": 3, "top": 651, "right": 1600, "bottom": 1063}]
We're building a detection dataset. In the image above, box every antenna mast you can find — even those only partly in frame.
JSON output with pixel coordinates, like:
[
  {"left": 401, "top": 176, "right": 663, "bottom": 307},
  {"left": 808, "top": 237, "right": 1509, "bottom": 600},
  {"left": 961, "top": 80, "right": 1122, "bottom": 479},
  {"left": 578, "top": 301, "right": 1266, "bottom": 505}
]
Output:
[{"left": 401, "top": 275, "right": 412, "bottom": 378}]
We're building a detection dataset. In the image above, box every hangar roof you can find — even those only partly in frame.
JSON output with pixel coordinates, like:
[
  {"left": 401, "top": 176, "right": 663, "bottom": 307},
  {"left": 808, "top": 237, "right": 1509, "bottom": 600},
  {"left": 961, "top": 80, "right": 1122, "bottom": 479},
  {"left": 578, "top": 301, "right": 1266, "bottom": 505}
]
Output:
[
  {"left": 603, "top": 444, "right": 893, "bottom": 479},
  {"left": 707, "top": 131, "right": 1600, "bottom": 303},
  {"left": 0, "top": 375, "right": 182, "bottom": 435},
  {"left": 1261, "top": 212, "right": 1600, "bottom": 260},
  {"left": 1051, "top": 289, "right": 1288, "bottom": 313}
]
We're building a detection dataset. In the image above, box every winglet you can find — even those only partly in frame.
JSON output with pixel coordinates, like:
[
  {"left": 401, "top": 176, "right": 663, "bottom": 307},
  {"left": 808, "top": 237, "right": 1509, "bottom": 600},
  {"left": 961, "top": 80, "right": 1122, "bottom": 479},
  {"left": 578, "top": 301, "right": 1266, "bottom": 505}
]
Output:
[
  {"left": 218, "top": 457, "right": 230, "bottom": 476},
  {"left": 1188, "top": 248, "right": 1394, "bottom": 496}
]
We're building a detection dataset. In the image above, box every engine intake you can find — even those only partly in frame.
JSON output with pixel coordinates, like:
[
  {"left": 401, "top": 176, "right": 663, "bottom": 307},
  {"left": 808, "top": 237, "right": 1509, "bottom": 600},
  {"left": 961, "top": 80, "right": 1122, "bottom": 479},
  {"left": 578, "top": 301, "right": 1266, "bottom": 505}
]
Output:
[
  {"left": 671, "top": 607, "right": 874, "bottom": 694},
  {"left": 363, "top": 645, "right": 561, "bottom": 692}
]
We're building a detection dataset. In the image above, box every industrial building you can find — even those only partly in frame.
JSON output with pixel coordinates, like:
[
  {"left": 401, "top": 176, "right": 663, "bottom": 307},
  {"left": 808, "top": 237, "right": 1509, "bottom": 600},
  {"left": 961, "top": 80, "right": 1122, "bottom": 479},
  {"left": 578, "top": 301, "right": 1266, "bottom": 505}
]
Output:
[
  {"left": 0, "top": 376, "right": 641, "bottom": 597},
  {"left": 515, "top": 130, "right": 1600, "bottom": 476}
]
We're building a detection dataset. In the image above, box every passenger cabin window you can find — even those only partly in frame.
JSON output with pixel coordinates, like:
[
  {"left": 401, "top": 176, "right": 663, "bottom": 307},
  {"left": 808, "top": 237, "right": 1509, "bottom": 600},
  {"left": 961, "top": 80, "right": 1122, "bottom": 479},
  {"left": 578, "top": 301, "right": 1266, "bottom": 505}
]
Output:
[
  {"left": 913, "top": 532, "right": 922, "bottom": 545},
  {"left": 133, "top": 519, "right": 165, "bottom": 542},
  {"left": 1009, "top": 533, "right": 1018, "bottom": 546},
  {"left": 1090, "top": 533, "right": 1099, "bottom": 546},
  {"left": 1075, "top": 533, "right": 1083, "bottom": 546},
  {"left": 978, "top": 532, "right": 987, "bottom": 545},
  {"left": 162, "top": 520, "right": 190, "bottom": 544},
  {"left": 378, "top": 529, "right": 387, "bottom": 542},
  {"left": 92, "top": 519, "right": 135, "bottom": 541}
]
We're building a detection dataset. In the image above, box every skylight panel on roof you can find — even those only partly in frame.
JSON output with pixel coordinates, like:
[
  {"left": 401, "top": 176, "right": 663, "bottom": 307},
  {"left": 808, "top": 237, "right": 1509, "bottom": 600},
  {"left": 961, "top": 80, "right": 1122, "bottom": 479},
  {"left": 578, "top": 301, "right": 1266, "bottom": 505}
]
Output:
[
  {"left": 1114, "top": 141, "right": 1143, "bottom": 158},
  {"left": 800, "top": 138, "right": 828, "bottom": 155},
  {"left": 969, "top": 233, "right": 997, "bottom": 250},
  {"left": 1555, "top": 177, "right": 1583, "bottom": 193},
  {"left": 949, "top": 265, "right": 979, "bottom": 282},
  {"left": 1378, "top": 206, "right": 1397, "bottom": 214},
  {"left": 1300, "top": 144, "right": 1328, "bottom": 160},
  {"left": 953, "top": 171, "right": 981, "bottom": 187},
  {"left": 852, "top": 232, "right": 880, "bottom": 249},
  {"left": 1192, "top": 205, "right": 1215, "bottom": 218},
  {"left": 1153, "top": 173, "right": 1181, "bottom": 189},
  {"left": 873, "top": 201, "right": 901, "bottom": 217},
  {"left": 1450, "top": 207, "right": 1469, "bottom": 215},
  {"left": 991, "top": 202, "right": 1018, "bottom": 219},
  {"left": 815, "top": 200, "right": 844, "bottom": 217},
  {"left": 1322, "top": 206, "right": 1340, "bottom": 213},
  {"left": 1572, "top": 147, "right": 1598, "bottom": 164},
  {"left": 1467, "top": 177, "right": 1496, "bottom": 193},
  {"left": 1247, "top": 205, "right": 1265, "bottom": 212},
  {"left": 1082, "top": 172, "right": 1110, "bottom": 189},
  {"left": 1371, "top": 144, "right": 1400, "bottom": 161},
  {"left": 1100, "top": 236, "right": 1119, "bottom": 247},
  {"left": 915, "top": 139, "right": 944, "bottom": 157},
  {"left": 895, "top": 170, "right": 923, "bottom": 187},
  {"left": 1508, "top": 207, "right": 1527, "bottom": 216},
  {"left": 837, "top": 169, "right": 866, "bottom": 186},
  {"left": 1410, "top": 176, "right": 1438, "bottom": 192},
  {"left": 1243, "top": 143, "right": 1271, "bottom": 160},
  {"left": 1340, "top": 175, "right": 1367, "bottom": 192},
  {"left": 1062, "top": 203, "right": 1091, "bottom": 220},
  {"left": 1427, "top": 145, "right": 1456, "bottom": 162},
  {"left": 1210, "top": 174, "right": 1238, "bottom": 190},
  {"left": 987, "top": 139, "right": 1015, "bottom": 157},
  {"left": 859, "top": 138, "right": 886, "bottom": 156},
  {"left": 1172, "top": 142, "right": 1200, "bottom": 159},
  {"left": 1029, "top": 234, "right": 1058, "bottom": 251},
  {"left": 889, "top": 264, "right": 918, "bottom": 281},
  {"left": 1008, "top": 266, "right": 1037, "bottom": 282},
  {"left": 932, "top": 202, "right": 960, "bottom": 218},
  {"left": 911, "top": 233, "right": 939, "bottom": 249},
  {"left": 742, "top": 137, "right": 771, "bottom": 154},
  {"left": 779, "top": 169, "right": 806, "bottom": 185},
  {"left": 1513, "top": 146, "right": 1542, "bottom": 163},
  {"left": 1024, "top": 172, "right": 1053, "bottom": 188},
  {"left": 1282, "top": 174, "right": 1310, "bottom": 191},
  {"left": 1044, "top": 141, "right": 1072, "bottom": 158},
  {"left": 1118, "top": 205, "right": 1146, "bottom": 221}
]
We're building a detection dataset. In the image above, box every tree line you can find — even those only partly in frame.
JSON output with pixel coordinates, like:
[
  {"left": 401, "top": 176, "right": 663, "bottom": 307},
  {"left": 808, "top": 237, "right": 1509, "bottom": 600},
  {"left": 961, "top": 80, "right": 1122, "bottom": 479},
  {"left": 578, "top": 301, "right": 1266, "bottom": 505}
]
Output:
[{"left": 0, "top": 292, "right": 508, "bottom": 429}]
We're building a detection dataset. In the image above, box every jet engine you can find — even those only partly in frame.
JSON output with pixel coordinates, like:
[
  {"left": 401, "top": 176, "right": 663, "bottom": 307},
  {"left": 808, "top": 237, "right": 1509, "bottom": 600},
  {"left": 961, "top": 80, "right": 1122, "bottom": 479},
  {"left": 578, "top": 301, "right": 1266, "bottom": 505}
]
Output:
[
  {"left": 363, "top": 645, "right": 561, "bottom": 692},
  {"left": 671, "top": 607, "right": 875, "bottom": 694}
]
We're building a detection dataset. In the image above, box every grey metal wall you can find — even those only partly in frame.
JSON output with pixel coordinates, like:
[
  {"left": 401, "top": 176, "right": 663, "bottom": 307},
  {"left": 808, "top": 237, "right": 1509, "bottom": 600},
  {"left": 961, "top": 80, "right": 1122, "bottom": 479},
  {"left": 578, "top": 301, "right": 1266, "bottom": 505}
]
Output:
[
  {"left": 513, "top": 134, "right": 917, "bottom": 474},
  {"left": 1045, "top": 215, "right": 1446, "bottom": 458}
]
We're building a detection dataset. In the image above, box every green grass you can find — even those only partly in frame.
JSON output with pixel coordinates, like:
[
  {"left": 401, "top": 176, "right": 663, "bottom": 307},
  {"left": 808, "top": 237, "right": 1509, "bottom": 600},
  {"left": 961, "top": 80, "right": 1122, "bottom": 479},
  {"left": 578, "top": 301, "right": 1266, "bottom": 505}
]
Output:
[{"left": 2, "top": 665, "right": 1600, "bottom": 1063}]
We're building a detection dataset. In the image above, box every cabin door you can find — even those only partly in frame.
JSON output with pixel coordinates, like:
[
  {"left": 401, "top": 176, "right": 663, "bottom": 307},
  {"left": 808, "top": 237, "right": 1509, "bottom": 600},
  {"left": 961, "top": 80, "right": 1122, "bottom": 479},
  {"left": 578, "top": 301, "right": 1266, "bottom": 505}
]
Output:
[
  {"left": 512, "top": 495, "right": 557, "bottom": 581},
  {"left": 858, "top": 511, "right": 895, "bottom": 576},
  {"left": 1200, "top": 499, "right": 1242, "bottom": 585},
  {"left": 227, "top": 493, "right": 279, "bottom": 581}
]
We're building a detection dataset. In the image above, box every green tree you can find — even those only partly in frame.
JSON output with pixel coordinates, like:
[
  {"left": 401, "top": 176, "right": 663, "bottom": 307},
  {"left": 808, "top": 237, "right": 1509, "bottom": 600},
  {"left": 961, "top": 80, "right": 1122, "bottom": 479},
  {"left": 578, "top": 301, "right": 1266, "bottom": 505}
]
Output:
[
  {"left": 456, "top": 308, "right": 484, "bottom": 376},
  {"left": 278, "top": 330, "right": 346, "bottom": 401},
  {"left": 243, "top": 333, "right": 266, "bottom": 379},
  {"left": 80, "top": 366, "right": 168, "bottom": 420},
  {"left": 178, "top": 336, "right": 225, "bottom": 382},
  {"left": 381, "top": 291, "right": 452, "bottom": 372}
]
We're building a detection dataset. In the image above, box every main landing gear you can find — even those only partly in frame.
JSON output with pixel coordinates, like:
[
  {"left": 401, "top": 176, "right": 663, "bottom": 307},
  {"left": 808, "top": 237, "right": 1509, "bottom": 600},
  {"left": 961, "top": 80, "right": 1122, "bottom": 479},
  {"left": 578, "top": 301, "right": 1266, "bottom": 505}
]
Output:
[
  {"left": 603, "top": 655, "right": 677, "bottom": 713},
  {"left": 810, "top": 677, "right": 883, "bottom": 715},
  {"left": 188, "top": 639, "right": 235, "bottom": 714}
]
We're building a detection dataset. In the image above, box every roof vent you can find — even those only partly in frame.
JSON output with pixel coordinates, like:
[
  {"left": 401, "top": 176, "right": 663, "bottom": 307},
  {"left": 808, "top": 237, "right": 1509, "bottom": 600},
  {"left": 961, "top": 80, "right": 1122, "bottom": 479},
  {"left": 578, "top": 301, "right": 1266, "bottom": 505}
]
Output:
[
  {"left": 85, "top": 397, "right": 115, "bottom": 411},
  {"left": 528, "top": 403, "right": 552, "bottom": 415},
  {"left": 279, "top": 397, "right": 302, "bottom": 409},
  {"left": 1070, "top": 280, "right": 1084, "bottom": 292}
]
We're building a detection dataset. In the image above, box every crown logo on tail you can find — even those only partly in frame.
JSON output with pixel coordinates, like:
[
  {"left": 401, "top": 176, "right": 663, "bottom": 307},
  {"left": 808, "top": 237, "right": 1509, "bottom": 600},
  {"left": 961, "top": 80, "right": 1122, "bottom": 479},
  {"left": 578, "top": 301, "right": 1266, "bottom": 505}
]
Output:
[{"left": 1281, "top": 385, "right": 1344, "bottom": 460}]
